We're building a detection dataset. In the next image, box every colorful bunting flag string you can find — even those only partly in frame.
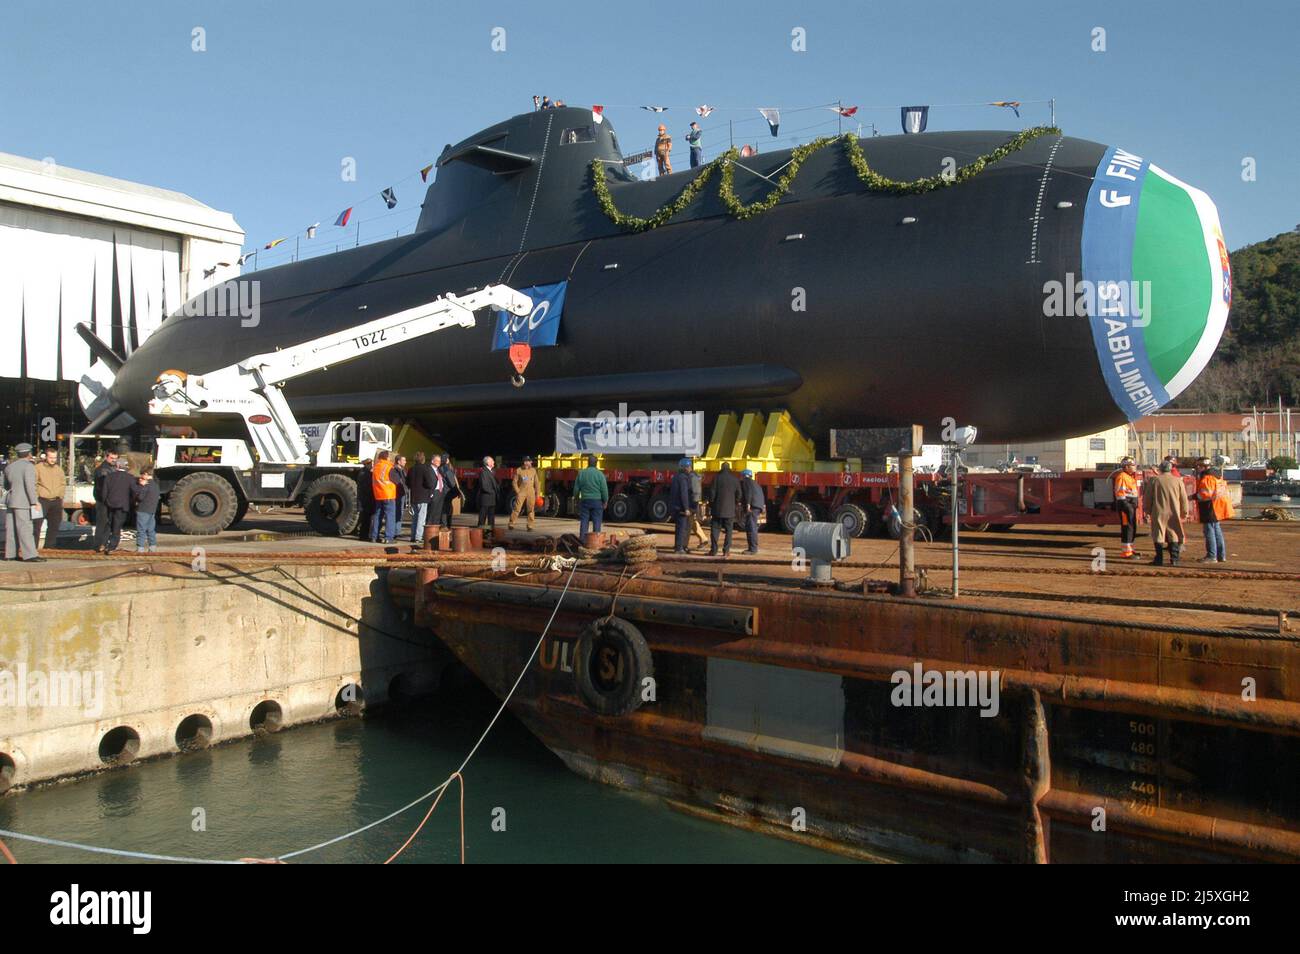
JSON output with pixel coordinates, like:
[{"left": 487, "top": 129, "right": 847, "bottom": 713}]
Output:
[{"left": 245, "top": 96, "right": 1051, "bottom": 262}]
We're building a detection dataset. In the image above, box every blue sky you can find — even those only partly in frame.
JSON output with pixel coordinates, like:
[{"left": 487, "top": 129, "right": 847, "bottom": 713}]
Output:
[{"left": 2, "top": 0, "right": 1295, "bottom": 268}]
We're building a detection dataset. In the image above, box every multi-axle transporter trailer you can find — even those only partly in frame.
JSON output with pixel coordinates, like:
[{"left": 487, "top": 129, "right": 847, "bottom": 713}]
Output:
[{"left": 445, "top": 411, "right": 1220, "bottom": 538}]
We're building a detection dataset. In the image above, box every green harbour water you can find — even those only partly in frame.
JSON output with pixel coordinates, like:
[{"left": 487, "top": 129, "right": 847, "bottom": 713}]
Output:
[{"left": 0, "top": 680, "right": 851, "bottom": 865}]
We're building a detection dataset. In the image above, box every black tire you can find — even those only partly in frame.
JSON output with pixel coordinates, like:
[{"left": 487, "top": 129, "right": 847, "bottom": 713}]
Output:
[
  {"left": 782, "top": 500, "right": 816, "bottom": 534},
  {"left": 831, "top": 502, "right": 870, "bottom": 538},
  {"left": 231, "top": 497, "right": 250, "bottom": 528},
  {"left": 541, "top": 489, "right": 568, "bottom": 518},
  {"left": 989, "top": 523, "right": 1016, "bottom": 532},
  {"left": 607, "top": 492, "right": 639, "bottom": 522},
  {"left": 645, "top": 491, "right": 672, "bottom": 523},
  {"left": 573, "top": 617, "right": 653, "bottom": 717},
  {"left": 168, "top": 471, "right": 239, "bottom": 535},
  {"left": 961, "top": 521, "right": 991, "bottom": 532},
  {"left": 304, "top": 473, "right": 361, "bottom": 536}
]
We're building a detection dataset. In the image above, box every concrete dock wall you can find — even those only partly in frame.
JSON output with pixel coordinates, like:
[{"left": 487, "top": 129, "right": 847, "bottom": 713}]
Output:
[{"left": 0, "top": 562, "right": 444, "bottom": 791}]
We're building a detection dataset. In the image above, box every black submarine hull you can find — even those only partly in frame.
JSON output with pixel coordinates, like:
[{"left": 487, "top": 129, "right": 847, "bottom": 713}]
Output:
[{"left": 104, "top": 107, "right": 1230, "bottom": 454}]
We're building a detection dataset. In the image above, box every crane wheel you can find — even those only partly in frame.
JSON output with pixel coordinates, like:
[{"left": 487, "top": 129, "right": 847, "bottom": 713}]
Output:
[
  {"left": 573, "top": 617, "right": 653, "bottom": 717},
  {"left": 168, "top": 472, "right": 240, "bottom": 535},
  {"left": 304, "top": 473, "right": 361, "bottom": 536}
]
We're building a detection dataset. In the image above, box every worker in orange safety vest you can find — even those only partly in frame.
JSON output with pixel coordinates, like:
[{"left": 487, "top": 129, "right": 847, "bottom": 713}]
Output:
[
  {"left": 1112, "top": 456, "right": 1141, "bottom": 558},
  {"left": 1194, "top": 457, "right": 1234, "bottom": 564},
  {"left": 369, "top": 449, "right": 398, "bottom": 543}
]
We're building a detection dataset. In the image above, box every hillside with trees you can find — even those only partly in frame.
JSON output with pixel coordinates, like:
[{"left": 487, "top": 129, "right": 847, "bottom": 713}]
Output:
[{"left": 1172, "top": 229, "right": 1299, "bottom": 411}]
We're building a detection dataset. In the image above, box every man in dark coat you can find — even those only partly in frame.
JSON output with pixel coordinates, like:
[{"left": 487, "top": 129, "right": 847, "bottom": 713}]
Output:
[
  {"left": 739, "top": 468, "right": 766, "bottom": 554},
  {"left": 91, "top": 449, "right": 119, "bottom": 551},
  {"left": 476, "top": 456, "right": 499, "bottom": 530},
  {"left": 391, "top": 455, "right": 409, "bottom": 533},
  {"left": 439, "top": 456, "right": 461, "bottom": 528},
  {"left": 427, "top": 454, "right": 448, "bottom": 532},
  {"left": 102, "top": 459, "right": 136, "bottom": 554},
  {"left": 405, "top": 451, "right": 436, "bottom": 544},
  {"left": 668, "top": 458, "right": 694, "bottom": 553},
  {"left": 708, "top": 462, "right": 742, "bottom": 556}
]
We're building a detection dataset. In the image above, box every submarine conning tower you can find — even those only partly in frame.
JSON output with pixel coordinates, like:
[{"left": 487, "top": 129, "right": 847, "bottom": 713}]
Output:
[{"left": 415, "top": 106, "right": 631, "bottom": 259}]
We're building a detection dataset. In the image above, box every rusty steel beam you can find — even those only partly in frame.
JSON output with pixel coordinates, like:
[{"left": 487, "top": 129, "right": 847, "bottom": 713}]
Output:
[
  {"left": 691, "top": 638, "right": 1300, "bottom": 737},
  {"left": 398, "top": 571, "right": 1300, "bottom": 735},
  {"left": 1040, "top": 789, "right": 1300, "bottom": 863},
  {"left": 533, "top": 697, "right": 1300, "bottom": 863},
  {"left": 1021, "top": 689, "right": 1051, "bottom": 863},
  {"left": 429, "top": 576, "right": 758, "bottom": 636},
  {"left": 533, "top": 699, "right": 1014, "bottom": 808}
]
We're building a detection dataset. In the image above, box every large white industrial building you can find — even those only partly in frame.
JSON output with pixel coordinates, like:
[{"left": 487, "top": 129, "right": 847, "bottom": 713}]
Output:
[{"left": 0, "top": 152, "right": 243, "bottom": 447}]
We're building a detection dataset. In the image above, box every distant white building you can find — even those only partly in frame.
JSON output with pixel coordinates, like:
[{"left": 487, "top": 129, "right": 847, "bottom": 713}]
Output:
[
  {"left": 0, "top": 152, "right": 243, "bottom": 446},
  {"left": 962, "top": 424, "right": 1130, "bottom": 472}
]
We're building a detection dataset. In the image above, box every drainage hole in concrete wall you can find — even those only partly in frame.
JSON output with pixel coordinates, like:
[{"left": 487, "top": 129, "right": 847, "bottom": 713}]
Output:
[
  {"left": 98, "top": 726, "right": 141, "bottom": 765},
  {"left": 250, "top": 700, "right": 283, "bottom": 734},
  {"left": 175, "top": 714, "right": 214, "bottom": 752},
  {"left": 0, "top": 753, "right": 15, "bottom": 793},
  {"left": 335, "top": 683, "right": 365, "bottom": 716}
]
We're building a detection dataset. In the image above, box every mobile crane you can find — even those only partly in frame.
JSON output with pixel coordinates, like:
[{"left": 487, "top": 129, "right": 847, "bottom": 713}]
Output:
[{"left": 146, "top": 284, "right": 533, "bottom": 535}]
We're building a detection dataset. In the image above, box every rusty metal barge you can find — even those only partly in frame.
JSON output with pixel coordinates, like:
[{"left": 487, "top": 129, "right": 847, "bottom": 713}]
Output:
[{"left": 388, "top": 519, "right": 1300, "bottom": 863}]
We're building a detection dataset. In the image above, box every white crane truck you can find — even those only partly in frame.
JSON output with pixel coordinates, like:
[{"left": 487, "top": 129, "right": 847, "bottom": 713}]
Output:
[{"left": 146, "top": 284, "right": 533, "bottom": 535}]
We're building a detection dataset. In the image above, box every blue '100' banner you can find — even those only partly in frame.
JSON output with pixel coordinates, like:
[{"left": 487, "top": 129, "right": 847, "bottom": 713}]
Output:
[{"left": 492, "top": 280, "right": 566, "bottom": 350}]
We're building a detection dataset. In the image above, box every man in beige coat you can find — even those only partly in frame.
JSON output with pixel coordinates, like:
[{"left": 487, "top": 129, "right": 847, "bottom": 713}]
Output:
[
  {"left": 35, "top": 445, "right": 66, "bottom": 550},
  {"left": 509, "top": 456, "right": 538, "bottom": 531},
  {"left": 1143, "top": 459, "right": 1190, "bottom": 566}
]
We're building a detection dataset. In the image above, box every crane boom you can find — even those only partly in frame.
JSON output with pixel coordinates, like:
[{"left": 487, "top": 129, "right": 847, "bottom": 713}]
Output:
[{"left": 147, "top": 284, "right": 533, "bottom": 464}]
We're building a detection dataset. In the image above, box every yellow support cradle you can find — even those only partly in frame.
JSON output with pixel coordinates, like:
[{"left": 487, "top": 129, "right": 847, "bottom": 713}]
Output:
[{"left": 537, "top": 411, "right": 860, "bottom": 475}]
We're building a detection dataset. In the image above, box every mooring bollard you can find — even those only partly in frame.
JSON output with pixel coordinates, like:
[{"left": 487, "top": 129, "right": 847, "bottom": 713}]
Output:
[
  {"left": 582, "top": 531, "right": 606, "bottom": 549},
  {"left": 451, "top": 527, "right": 471, "bottom": 552}
]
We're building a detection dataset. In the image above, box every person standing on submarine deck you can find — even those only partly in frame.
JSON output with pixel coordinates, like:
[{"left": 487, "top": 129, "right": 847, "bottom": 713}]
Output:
[{"left": 686, "top": 122, "right": 703, "bottom": 168}]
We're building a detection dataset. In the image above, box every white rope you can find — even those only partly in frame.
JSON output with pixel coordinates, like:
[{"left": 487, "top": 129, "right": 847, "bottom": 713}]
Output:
[
  {"left": 729, "top": 157, "right": 795, "bottom": 183},
  {"left": 1, "top": 560, "right": 581, "bottom": 864},
  {"left": 0, "top": 829, "right": 240, "bottom": 864}
]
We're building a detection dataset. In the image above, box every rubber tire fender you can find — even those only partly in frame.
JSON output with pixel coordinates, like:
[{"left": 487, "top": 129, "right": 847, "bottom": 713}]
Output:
[{"left": 573, "top": 617, "right": 653, "bottom": 717}]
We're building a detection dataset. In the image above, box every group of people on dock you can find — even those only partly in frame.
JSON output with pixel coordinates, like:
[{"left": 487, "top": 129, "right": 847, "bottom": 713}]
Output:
[
  {"left": 668, "top": 459, "right": 766, "bottom": 556},
  {"left": 1112, "top": 456, "right": 1234, "bottom": 565},
  {"left": 2, "top": 443, "right": 160, "bottom": 561},
  {"left": 358, "top": 452, "right": 612, "bottom": 544}
]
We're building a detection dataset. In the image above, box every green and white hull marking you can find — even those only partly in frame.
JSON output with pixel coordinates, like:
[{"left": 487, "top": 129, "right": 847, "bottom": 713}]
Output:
[{"left": 1082, "top": 146, "right": 1231, "bottom": 421}]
